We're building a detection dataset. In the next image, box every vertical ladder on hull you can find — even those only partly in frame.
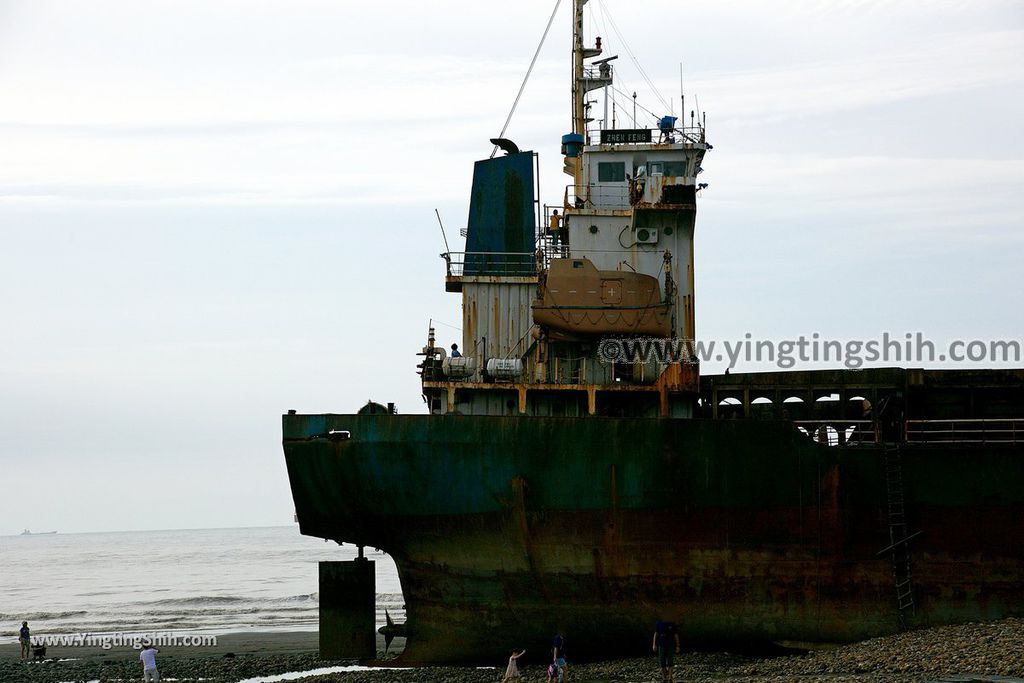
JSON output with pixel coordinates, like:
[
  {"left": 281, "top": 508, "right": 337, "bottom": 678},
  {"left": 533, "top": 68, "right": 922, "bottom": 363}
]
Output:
[{"left": 882, "top": 442, "right": 916, "bottom": 625}]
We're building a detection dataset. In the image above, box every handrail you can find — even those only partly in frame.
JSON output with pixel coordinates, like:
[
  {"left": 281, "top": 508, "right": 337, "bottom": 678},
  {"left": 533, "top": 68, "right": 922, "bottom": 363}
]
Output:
[
  {"left": 585, "top": 121, "right": 707, "bottom": 145},
  {"left": 793, "top": 419, "right": 877, "bottom": 446},
  {"left": 566, "top": 183, "right": 631, "bottom": 210},
  {"left": 790, "top": 418, "right": 1024, "bottom": 446},
  {"left": 906, "top": 419, "right": 1023, "bottom": 444},
  {"left": 443, "top": 251, "right": 538, "bottom": 278}
]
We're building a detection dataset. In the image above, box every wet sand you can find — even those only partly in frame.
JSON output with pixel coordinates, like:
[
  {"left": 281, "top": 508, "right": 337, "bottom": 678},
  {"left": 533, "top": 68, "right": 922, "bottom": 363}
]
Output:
[
  {"left": 2, "top": 619, "right": 1023, "bottom": 683},
  {"left": 0, "top": 629, "right": 321, "bottom": 660},
  {"left": 0, "top": 630, "right": 366, "bottom": 683}
]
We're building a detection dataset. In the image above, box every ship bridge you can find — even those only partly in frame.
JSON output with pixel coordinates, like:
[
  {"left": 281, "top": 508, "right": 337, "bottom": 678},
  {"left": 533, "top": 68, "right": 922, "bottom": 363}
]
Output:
[{"left": 424, "top": 127, "right": 710, "bottom": 418}]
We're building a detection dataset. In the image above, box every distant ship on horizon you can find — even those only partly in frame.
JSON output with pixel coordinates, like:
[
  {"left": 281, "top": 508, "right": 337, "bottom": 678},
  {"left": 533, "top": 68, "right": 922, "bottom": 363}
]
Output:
[{"left": 21, "top": 529, "right": 57, "bottom": 536}]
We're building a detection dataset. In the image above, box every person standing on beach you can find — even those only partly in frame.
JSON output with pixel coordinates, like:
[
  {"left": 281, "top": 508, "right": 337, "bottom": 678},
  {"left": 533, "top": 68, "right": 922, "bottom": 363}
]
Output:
[
  {"left": 19, "top": 621, "right": 31, "bottom": 661},
  {"left": 552, "top": 632, "right": 568, "bottom": 682},
  {"left": 501, "top": 648, "right": 525, "bottom": 683},
  {"left": 139, "top": 642, "right": 160, "bottom": 682},
  {"left": 652, "top": 620, "right": 680, "bottom": 683}
]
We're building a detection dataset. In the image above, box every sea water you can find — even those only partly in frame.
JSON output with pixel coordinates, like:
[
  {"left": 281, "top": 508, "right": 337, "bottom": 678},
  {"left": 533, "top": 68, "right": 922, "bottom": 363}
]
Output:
[{"left": 0, "top": 526, "right": 402, "bottom": 642}]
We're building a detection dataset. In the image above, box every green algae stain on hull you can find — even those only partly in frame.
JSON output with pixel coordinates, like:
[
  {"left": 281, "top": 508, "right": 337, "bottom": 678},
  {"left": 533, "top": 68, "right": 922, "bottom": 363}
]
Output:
[{"left": 283, "top": 415, "right": 1024, "bottom": 663}]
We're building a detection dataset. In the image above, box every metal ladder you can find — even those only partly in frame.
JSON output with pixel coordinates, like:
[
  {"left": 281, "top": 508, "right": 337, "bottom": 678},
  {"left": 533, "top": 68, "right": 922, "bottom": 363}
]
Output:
[{"left": 881, "top": 442, "right": 918, "bottom": 625}]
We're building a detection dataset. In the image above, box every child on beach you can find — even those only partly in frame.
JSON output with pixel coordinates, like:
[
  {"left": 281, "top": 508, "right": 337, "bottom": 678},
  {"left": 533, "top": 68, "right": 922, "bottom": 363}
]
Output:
[{"left": 501, "top": 649, "right": 525, "bottom": 682}]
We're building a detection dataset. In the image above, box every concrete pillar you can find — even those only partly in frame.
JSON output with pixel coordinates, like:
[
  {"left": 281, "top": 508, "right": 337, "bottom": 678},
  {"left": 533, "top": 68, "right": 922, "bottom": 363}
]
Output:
[{"left": 319, "top": 559, "right": 375, "bottom": 660}]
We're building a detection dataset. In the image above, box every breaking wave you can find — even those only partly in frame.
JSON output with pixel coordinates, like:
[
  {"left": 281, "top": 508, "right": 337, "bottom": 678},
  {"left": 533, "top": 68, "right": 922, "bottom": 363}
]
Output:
[
  {"left": 1, "top": 526, "right": 404, "bottom": 637},
  {"left": 144, "top": 596, "right": 249, "bottom": 606},
  {"left": 0, "top": 611, "right": 88, "bottom": 621}
]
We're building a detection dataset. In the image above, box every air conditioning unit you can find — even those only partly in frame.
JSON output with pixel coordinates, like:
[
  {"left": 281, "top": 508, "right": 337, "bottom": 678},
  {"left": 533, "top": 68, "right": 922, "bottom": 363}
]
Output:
[{"left": 635, "top": 227, "right": 659, "bottom": 244}]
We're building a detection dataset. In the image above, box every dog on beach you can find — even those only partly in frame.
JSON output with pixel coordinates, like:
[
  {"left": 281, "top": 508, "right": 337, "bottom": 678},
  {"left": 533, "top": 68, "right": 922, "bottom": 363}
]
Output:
[{"left": 32, "top": 644, "right": 47, "bottom": 661}]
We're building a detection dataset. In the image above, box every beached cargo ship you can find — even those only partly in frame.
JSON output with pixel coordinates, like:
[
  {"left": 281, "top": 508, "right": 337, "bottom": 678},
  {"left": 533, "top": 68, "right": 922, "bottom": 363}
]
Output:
[{"left": 283, "top": 0, "right": 1024, "bottom": 663}]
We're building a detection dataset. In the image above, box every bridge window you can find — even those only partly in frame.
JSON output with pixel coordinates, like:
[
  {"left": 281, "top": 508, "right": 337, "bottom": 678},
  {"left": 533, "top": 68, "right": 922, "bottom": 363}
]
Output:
[
  {"left": 664, "top": 161, "right": 687, "bottom": 176},
  {"left": 648, "top": 161, "right": 664, "bottom": 176},
  {"left": 598, "top": 162, "right": 626, "bottom": 182}
]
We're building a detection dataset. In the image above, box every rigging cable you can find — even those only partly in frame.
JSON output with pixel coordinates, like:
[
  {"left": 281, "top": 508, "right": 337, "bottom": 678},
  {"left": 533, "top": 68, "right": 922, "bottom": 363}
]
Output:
[
  {"left": 590, "top": 2, "right": 630, "bottom": 127},
  {"left": 593, "top": 1, "right": 630, "bottom": 114},
  {"left": 490, "top": 0, "right": 564, "bottom": 159},
  {"left": 597, "top": 0, "right": 672, "bottom": 114},
  {"left": 610, "top": 84, "right": 661, "bottom": 123}
]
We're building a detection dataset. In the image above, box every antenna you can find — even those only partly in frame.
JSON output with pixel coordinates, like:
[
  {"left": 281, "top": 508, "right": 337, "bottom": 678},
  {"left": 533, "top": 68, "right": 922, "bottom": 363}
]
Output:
[
  {"left": 679, "top": 63, "right": 684, "bottom": 131},
  {"left": 435, "top": 209, "right": 452, "bottom": 255}
]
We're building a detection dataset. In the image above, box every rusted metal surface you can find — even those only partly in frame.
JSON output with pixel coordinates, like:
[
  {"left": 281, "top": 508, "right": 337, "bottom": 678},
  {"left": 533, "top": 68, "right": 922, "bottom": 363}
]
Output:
[
  {"left": 318, "top": 560, "right": 375, "bottom": 660},
  {"left": 284, "top": 411, "right": 1024, "bottom": 663},
  {"left": 424, "top": 361, "right": 698, "bottom": 417},
  {"left": 702, "top": 368, "right": 1024, "bottom": 421},
  {"left": 532, "top": 257, "right": 672, "bottom": 338},
  {"left": 460, "top": 280, "right": 536, "bottom": 366}
]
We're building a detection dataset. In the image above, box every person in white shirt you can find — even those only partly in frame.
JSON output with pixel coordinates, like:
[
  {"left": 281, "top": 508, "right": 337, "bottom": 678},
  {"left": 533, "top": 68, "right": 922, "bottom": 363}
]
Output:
[{"left": 139, "top": 643, "right": 160, "bottom": 682}]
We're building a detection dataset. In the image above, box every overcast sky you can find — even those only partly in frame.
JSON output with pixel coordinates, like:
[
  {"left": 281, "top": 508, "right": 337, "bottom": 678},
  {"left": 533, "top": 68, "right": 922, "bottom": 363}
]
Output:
[{"left": 1, "top": 0, "right": 1021, "bottom": 534}]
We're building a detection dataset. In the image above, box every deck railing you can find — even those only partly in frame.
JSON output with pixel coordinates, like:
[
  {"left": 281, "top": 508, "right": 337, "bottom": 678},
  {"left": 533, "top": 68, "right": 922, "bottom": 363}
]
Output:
[
  {"left": 906, "top": 419, "right": 1024, "bottom": 444},
  {"left": 791, "top": 419, "right": 1024, "bottom": 446},
  {"left": 443, "top": 252, "right": 538, "bottom": 278},
  {"left": 793, "top": 420, "right": 877, "bottom": 446},
  {"left": 566, "top": 183, "right": 631, "bottom": 209}
]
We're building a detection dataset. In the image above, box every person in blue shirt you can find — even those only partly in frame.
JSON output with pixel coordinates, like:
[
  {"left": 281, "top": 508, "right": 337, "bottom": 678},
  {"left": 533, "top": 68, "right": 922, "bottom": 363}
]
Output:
[
  {"left": 450, "top": 344, "right": 461, "bottom": 358},
  {"left": 19, "top": 621, "right": 30, "bottom": 661},
  {"left": 551, "top": 633, "right": 568, "bottom": 681}
]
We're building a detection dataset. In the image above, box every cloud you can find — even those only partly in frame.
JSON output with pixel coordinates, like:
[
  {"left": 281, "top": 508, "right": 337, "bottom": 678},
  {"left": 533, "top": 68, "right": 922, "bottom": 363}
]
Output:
[
  {"left": 707, "top": 153, "right": 1024, "bottom": 245},
  {"left": 679, "top": 30, "right": 1023, "bottom": 125}
]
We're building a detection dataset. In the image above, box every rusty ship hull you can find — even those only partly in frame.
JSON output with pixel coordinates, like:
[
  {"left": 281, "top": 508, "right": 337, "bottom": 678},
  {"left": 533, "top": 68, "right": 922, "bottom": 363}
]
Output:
[
  {"left": 282, "top": 0, "right": 1024, "bottom": 662},
  {"left": 283, "top": 402, "right": 1024, "bottom": 662}
]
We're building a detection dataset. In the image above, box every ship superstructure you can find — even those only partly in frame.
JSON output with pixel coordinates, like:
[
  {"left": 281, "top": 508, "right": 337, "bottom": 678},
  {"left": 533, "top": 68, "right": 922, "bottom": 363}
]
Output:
[{"left": 423, "top": 0, "right": 708, "bottom": 419}]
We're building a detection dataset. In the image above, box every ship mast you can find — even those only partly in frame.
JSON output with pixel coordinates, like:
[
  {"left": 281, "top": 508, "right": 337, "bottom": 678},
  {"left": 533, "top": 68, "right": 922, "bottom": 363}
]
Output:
[
  {"left": 566, "top": 0, "right": 611, "bottom": 182},
  {"left": 572, "top": 0, "right": 586, "bottom": 139}
]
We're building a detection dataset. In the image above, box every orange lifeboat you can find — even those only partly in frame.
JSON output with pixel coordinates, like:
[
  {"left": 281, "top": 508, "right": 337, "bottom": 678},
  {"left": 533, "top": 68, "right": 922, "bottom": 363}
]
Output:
[{"left": 532, "top": 257, "right": 672, "bottom": 339}]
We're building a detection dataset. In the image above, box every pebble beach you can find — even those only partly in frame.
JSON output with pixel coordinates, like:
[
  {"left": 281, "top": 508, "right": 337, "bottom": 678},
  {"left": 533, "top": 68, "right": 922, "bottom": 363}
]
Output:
[{"left": 2, "top": 618, "right": 1022, "bottom": 683}]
